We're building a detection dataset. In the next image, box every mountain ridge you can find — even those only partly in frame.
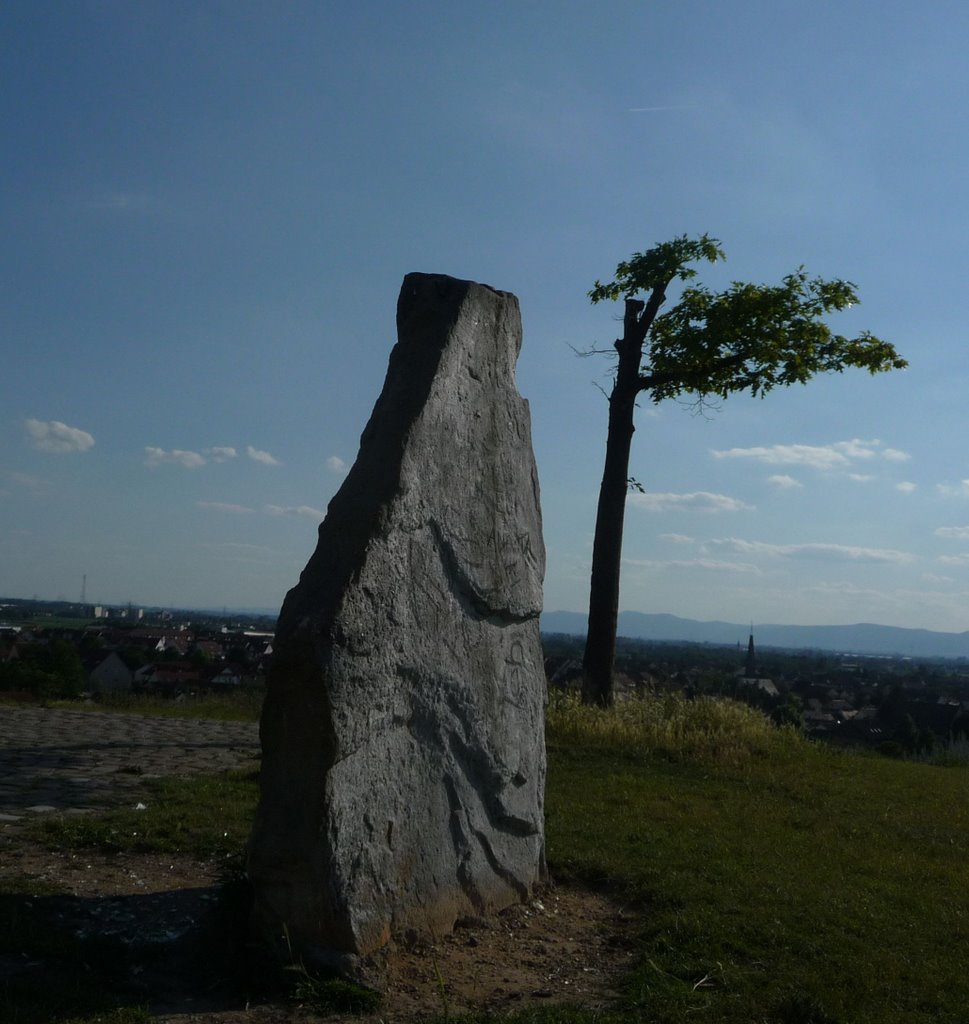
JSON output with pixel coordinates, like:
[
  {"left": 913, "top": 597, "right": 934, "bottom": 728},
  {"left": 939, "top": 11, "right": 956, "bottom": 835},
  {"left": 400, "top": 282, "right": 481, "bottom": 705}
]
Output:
[{"left": 540, "top": 610, "right": 969, "bottom": 659}]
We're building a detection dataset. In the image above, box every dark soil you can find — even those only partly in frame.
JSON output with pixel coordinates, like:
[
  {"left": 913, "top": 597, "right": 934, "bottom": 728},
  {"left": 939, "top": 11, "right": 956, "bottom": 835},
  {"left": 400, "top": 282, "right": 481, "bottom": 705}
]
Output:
[{"left": 1, "top": 836, "right": 639, "bottom": 1022}]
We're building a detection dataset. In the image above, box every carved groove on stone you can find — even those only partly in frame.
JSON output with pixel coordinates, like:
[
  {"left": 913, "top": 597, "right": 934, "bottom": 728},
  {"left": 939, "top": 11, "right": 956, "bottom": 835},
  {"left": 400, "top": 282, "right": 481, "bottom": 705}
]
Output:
[{"left": 428, "top": 518, "right": 536, "bottom": 625}]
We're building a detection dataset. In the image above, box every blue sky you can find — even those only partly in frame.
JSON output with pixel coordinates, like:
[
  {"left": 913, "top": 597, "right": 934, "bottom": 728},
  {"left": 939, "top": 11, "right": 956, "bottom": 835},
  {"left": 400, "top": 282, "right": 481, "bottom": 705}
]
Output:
[{"left": 3, "top": 1, "right": 969, "bottom": 631}]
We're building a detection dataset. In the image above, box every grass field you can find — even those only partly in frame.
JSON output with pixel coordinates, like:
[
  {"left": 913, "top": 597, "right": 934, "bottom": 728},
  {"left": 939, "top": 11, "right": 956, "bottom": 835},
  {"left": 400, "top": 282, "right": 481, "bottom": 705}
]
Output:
[
  {"left": 47, "top": 689, "right": 265, "bottom": 722},
  {"left": 546, "top": 693, "right": 969, "bottom": 1023},
  {"left": 4, "top": 691, "right": 969, "bottom": 1022}
]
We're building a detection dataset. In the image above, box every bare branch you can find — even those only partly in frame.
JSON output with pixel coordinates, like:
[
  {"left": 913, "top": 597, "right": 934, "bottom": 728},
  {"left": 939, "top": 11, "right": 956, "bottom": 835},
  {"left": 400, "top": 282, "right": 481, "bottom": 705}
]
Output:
[
  {"left": 570, "top": 342, "right": 617, "bottom": 359},
  {"left": 676, "top": 393, "right": 722, "bottom": 419}
]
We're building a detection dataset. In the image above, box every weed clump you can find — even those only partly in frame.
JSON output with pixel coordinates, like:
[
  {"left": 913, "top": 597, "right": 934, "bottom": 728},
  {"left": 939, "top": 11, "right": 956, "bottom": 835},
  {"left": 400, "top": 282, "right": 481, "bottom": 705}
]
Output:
[{"left": 547, "top": 690, "right": 797, "bottom": 767}]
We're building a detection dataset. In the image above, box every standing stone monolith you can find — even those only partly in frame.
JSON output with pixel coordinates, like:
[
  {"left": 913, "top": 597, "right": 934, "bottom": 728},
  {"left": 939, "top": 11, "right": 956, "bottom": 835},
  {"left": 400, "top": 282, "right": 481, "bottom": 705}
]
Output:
[{"left": 247, "top": 273, "right": 546, "bottom": 976}]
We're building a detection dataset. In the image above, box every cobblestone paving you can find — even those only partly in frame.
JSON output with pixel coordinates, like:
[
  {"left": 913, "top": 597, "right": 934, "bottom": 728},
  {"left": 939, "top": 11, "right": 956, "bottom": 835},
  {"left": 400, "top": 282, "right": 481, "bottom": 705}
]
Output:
[{"left": 0, "top": 707, "right": 260, "bottom": 820}]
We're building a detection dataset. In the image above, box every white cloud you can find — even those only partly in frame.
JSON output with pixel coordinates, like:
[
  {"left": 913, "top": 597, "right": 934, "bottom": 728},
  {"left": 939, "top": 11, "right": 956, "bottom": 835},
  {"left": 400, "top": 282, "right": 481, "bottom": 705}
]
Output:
[
  {"left": 25, "top": 418, "right": 95, "bottom": 454},
  {"left": 6, "top": 472, "right": 53, "bottom": 496},
  {"left": 937, "top": 481, "right": 969, "bottom": 498},
  {"left": 629, "top": 491, "right": 753, "bottom": 513},
  {"left": 713, "top": 443, "right": 849, "bottom": 470},
  {"left": 833, "top": 438, "right": 880, "bottom": 459},
  {"left": 711, "top": 438, "right": 909, "bottom": 473},
  {"left": 767, "top": 474, "right": 803, "bottom": 489},
  {"left": 196, "top": 501, "right": 254, "bottom": 514},
  {"left": 145, "top": 447, "right": 206, "bottom": 469},
  {"left": 938, "top": 553, "right": 969, "bottom": 567},
  {"left": 265, "top": 504, "right": 323, "bottom": 520},
  {"left": 705, "top": 537, "right": 915, "bottom": 564},
  {"left": 895, "top": 481, "right": 917, "bottom": 493},
  {"left": 205, "top": 541, "right": 279, "bottom": 557},
  {"left": 626, "top": 557, "right": 761, "bottom": 574},
  {"left": 205, "top": 446, "right": 237, "bottom": 462},
  {"left": 86, "top": 191, "right": 151, "bottom": 212},
  {"left": 922, "top": 573, "right": 954, "bottom": 584},
  {"left": 659, "top": 533, "right": 694, "bottom": 544},
  {"left": 935, "top": 525, "right": 969, "bottom": 540},
  {"left": 327, "top": 455, "right": 349, "bottom": 474},
  {"left": 247, "top": 445, "right": 280, "bottom": 466},
  {"left": 848, "top": 474, "right": 875, "bottom": 483}
]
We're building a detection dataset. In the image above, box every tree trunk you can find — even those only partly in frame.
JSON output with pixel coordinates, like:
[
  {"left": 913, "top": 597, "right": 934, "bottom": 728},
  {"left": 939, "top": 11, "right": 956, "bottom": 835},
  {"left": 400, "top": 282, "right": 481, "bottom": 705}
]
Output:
[
  {"left": 581, "top": 378, "right": 638, "bottom": 706},
  {"left": 582, "top": 291, "right": 665, "bottom": 706}
]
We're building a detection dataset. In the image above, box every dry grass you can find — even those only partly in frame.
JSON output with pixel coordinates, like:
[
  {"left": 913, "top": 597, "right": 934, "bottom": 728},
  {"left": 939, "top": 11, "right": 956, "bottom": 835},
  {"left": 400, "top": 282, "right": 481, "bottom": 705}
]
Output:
[{"left": 546, "top": 689, "right": 792, "bottom": 767}]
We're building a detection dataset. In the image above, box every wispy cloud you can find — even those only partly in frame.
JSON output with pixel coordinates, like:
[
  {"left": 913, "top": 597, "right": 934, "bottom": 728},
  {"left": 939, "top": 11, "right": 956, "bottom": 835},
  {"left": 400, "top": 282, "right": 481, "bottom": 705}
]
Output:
[
  {"left": 247, "top": 446, "right": 280, "bottom": 466},
  {"left": 938, "top": 553, "right": 969, "bottom": 567},
  {"left": 937, "top": 480, "right": 969, "bottom": 498},
  {"left": 204, "top": 542, "right": 279, "bottom": 557},
  {"left": 628, "top": 104, "right": 699, "bottom": 113},
  {"left": 85, "top": 191, "right": 152, "bottom": 212},
  {"left": 5, "top": 471, "right": 53, "bottom": 496},
  {"left": 705, "top": 537, "right": 914, "bottom": 564},
  {"left": 25, "top": 419, "right": 95, "bottom": 454},
  {"left": 848, "top": 474, "right": 875, "bottom": 483},
  {"left": 767, "top": 474, "right": 802, "bottom": 489},
  {"left": 326, "top": 455, "right": 348, "bottom": 474},
  {"left": 626, "top": 557, "right": 761, "bottom": 574},
  {"left": 145, "top": 447, "right": 206, "bottom": 469},
  {"left": 659, "top": 533, "right": 694, "bottom": 544},
  {"left": 713, "top": 443, "right": 851, "bottom": 470},
  {"left": 712, "top": 439, "right": 909, "bottom": 471},
  {"left": 895, "top": 481, "right": 917, "bottom": 493},
  {"left": 629, "top": 491, "right": 753, "bottom": 513},
  {"left": 935, "top": 525, "right": 969, "bottom": 540},
  {"left": 146, "top": 443, "right": 278, "bottom": 467},
  {"left": 196, "top": 501, "right": 255, "bottom": 514},
  {"left": 265, "top": 504, "right": 323, "bottom": 520},
  {"left": 205, "top": 446, "right": 237, "bottom": 462},
  {"left": 195, "top": 499, "right": 321, "bottom": 520}
]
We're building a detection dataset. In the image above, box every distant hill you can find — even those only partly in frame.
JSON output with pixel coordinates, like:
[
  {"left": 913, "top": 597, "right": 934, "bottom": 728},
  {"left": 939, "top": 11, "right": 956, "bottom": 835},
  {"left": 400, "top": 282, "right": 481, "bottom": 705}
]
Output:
[{"left": 540, "top": 610, "right": 969, "bottom": 660}]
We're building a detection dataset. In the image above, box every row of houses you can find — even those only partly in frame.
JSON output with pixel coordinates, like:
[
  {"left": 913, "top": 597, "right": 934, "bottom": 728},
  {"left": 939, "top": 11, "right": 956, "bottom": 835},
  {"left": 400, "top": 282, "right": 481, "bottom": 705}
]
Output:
[
  {"left": 88, "top": 650, "right": 261, "bottom": 692},
  {"left": 1, "top": 620, "right": 275, "bottom": 696}
]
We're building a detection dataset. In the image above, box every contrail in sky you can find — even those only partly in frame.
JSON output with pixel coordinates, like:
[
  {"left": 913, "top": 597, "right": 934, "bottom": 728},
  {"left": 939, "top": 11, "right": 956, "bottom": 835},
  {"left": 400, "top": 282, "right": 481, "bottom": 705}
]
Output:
[{"left": 628, "top": 105, "right": 697, "bottom": 112}]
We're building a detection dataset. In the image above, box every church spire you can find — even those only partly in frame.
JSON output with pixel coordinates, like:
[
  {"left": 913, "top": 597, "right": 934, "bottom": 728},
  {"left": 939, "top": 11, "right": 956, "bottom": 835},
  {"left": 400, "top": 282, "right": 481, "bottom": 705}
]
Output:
[{"left": 745, "top": 625, "right": 756, "bottom": 678}]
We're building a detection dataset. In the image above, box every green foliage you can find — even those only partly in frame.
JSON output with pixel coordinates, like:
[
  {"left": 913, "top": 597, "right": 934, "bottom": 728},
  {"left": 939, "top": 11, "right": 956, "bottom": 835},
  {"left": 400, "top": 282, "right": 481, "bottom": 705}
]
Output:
[
  {"left": 589, "top": 233, "right": 725, "bottom": 301},
  {"left": 289, "top": 968, "right": 382, "bottom": 1014},
  {"left": 58, "top": 1011, "right": 152, "bottom": 1024},
  {"left": 589, "top": 235, "right": 906, "bottom": 404},
  {"left": 646, "top": 268, "right": 906, "bottom": 402},
  {"left": 770, "top": 694, "right": 804, "bottom": 729},
  {"left": 0, "top": 638, "right": 86, "bottom": 698}
]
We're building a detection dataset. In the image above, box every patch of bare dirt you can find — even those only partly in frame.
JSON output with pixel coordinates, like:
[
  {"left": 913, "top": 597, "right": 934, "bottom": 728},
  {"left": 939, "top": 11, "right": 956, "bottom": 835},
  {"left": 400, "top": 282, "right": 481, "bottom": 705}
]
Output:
[
  {"left": 1, "top": 835, "right": 639, "bottom": 1022},
  {"left": 376, "top": 887, "right": 638, "bottom": 1020}
]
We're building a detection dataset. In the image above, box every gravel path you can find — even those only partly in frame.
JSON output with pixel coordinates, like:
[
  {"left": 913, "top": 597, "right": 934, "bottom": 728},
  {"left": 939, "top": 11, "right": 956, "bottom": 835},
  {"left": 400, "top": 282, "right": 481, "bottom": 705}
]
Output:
[{"left": 0, "top": 707, "right": 259, "bottom": 821}]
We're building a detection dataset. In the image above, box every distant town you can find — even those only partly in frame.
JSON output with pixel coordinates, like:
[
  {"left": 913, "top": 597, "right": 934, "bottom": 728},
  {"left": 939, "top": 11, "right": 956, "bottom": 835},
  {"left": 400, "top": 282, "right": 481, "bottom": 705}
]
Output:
[
  {"left": 4, "top": 596, "right": 969, "bottom": 760},
  {"left": 0, "top": 597, "right": 276, "bottom": 696},
  {"left": 542, "top": 631, "right": 969, "bottom": 760}
]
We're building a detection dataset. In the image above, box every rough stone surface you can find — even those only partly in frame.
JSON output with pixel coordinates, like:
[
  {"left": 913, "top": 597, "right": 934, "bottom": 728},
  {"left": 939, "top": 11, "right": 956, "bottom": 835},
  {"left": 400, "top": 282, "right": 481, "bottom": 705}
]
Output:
[{"left": 247, "top": 273, "right": 546, "bottom": 972}]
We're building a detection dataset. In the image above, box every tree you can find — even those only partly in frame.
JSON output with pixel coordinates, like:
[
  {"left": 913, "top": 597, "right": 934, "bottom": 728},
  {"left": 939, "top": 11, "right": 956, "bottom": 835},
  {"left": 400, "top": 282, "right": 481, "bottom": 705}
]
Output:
[{"left": 581, "top": 235, "right": 906, "bottom": 707}]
